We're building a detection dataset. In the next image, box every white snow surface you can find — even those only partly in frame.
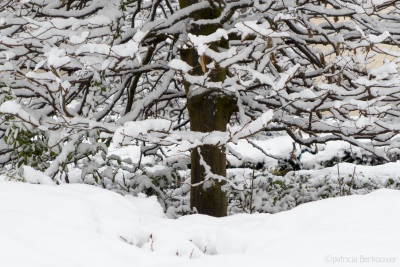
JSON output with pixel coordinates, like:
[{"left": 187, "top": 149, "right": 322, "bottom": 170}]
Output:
[
  {"left": 21, "top": 166, "right": 55, "bottom": 185},
  {"left": 0, "top": 180, "right": 399, "bottom": 267},
  {"left": 168, "top": 59, "right": 193, "bottom": 73},
  {"left": 0, "top": 101, "right": 40, "bottom": 126},
  {"left": 293, "top": 161, "right": 400, "bottom": 181}
]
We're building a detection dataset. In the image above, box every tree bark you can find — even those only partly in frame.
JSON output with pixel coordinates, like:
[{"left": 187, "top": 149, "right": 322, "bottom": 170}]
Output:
[
  {"left": 188, "top": 95, "right": 236, "bottom": 217},
  {"left": 179, "top": 0, "right": 237, "bottom": 217}
]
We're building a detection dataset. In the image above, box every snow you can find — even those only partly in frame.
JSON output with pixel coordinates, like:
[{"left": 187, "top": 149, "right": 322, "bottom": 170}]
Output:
[
  {"left": 2, "top": 1, "right": 400, "bottom": 264},
  {"left": 229, "top": 110, "right": 274, "bottom": 143},
  {"left": 188, "top": 29, "right": 228, "bottom": 55},
  {"left": 274, "top": 13, "right": 296, "bottom": 22},
  {"left": 108, "top": 132, "right": 373, "bottom": 170},
  {"left": 47, "top": 47, "right": 70, "bottom": 69},
  {"left": 368, "top": 31, "right": 391, "bottom": 43},
  {"left": 21, "top": 166, "right": 55, "bottom": 185},
  {"left": 189, "top": 29, "right": 228, "bottom": 45},
  {"left": 88, "top": 15, "right": 112, "bottom": 26},
  {"left": 369, "top": 62, "right": 398, "bottom": 77},
  {"left": 293, "top": 161, "right": 400, "bottom": 182},
  {"left": 224, "top": 134, "right": 370, "bottom": 169},
  {"left": 372, "top": 0, "right": 391, "bottom": 4},
  {"left": 0, "top": 101, "right": 40, "bottom": 126},
  {"left": 0, "top": 182, "right": 167, "bottom": 267},
  {"left": 113, "top": 119, "right": 172, "bottom": 147},
  {"left": 168, "top": 59, "right": 193, "bottom": 73},
  {"left": 0, "top": 61, "right": 13, "bottom": 71},
  {"left": 113, "top": 40, "right": 140, "bottom": 58},
  {"left": 0, "top": 180, "right": 398, "bottom": 267},
  {"left": 69, "top": 31, "right": 90, "bottom": 44},
  {"left": 133, "top": 30, "right": 149, "bottom": 43}
]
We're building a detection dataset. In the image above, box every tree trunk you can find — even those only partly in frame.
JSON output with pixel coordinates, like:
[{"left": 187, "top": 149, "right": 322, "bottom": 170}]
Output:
[
  {"left": 179, "top": 0, "right": 237, "bottom": 217},
  {"left": 188, "top": 96, "right": 235, "bottom": 217}
]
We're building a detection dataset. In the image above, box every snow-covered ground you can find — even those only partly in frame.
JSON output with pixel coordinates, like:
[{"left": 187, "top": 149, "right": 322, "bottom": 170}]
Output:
[{"left": 0, "top": 181, "right": 398, "bottom": 267}]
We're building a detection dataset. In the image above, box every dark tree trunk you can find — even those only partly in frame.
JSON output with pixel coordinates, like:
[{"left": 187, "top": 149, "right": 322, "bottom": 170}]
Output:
[
  {"left": 188, "top": 96, "right": 236, "bottom": 217},
  {"left": 179, "top": 0, "right": 237, "bottom": 217}
]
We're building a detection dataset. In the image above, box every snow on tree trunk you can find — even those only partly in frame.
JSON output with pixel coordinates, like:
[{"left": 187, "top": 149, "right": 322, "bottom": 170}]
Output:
[
  {"left": 188, "top": 96, "right": 236, "bottom": 216},
  {"left": 179, "top": 0, "right": 237, "bottom": 216}
]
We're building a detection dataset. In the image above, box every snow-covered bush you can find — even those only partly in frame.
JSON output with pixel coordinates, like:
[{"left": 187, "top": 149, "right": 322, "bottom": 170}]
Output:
[
  {"left": 227, "top": 163, "right": 400, "bottom": 215},
  {"left": 274, "top": 145, "right": 396, "bottom": 175},
  {"left": 115, "top": 162, "right": 400, "bottom": 217}
]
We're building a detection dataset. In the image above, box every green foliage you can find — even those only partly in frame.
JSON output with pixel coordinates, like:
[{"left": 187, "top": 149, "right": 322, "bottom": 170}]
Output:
[{"left": 3, "top": 126, "right": 51, "bottom": 171}]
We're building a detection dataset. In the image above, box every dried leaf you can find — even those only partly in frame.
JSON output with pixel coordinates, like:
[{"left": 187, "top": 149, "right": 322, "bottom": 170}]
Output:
[
  {"left": 336, "top": 74, "right": 342, "bottom": 85},
  {"left": 335, "top": 42, "right": 341, "bottom": 55},
  {"left": 319, "top": 53, "right": 325, "bottom": 65},
  {"left": 241, "top": 34, "right": 250, "bottom": 43},
  {"left": 199, "top": 54, "right": 207, "bottom": 74},
  {"left": 308, "top": 29, "right": 313, "bottom": 39},
  {"left": 270, "top": 53, "right": 276, "bottom": 64}
]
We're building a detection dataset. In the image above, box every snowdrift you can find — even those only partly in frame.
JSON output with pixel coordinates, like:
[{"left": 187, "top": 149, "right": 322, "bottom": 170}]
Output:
[{"left": 0, "top": 181, "right": 398, "bottom": 267}]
